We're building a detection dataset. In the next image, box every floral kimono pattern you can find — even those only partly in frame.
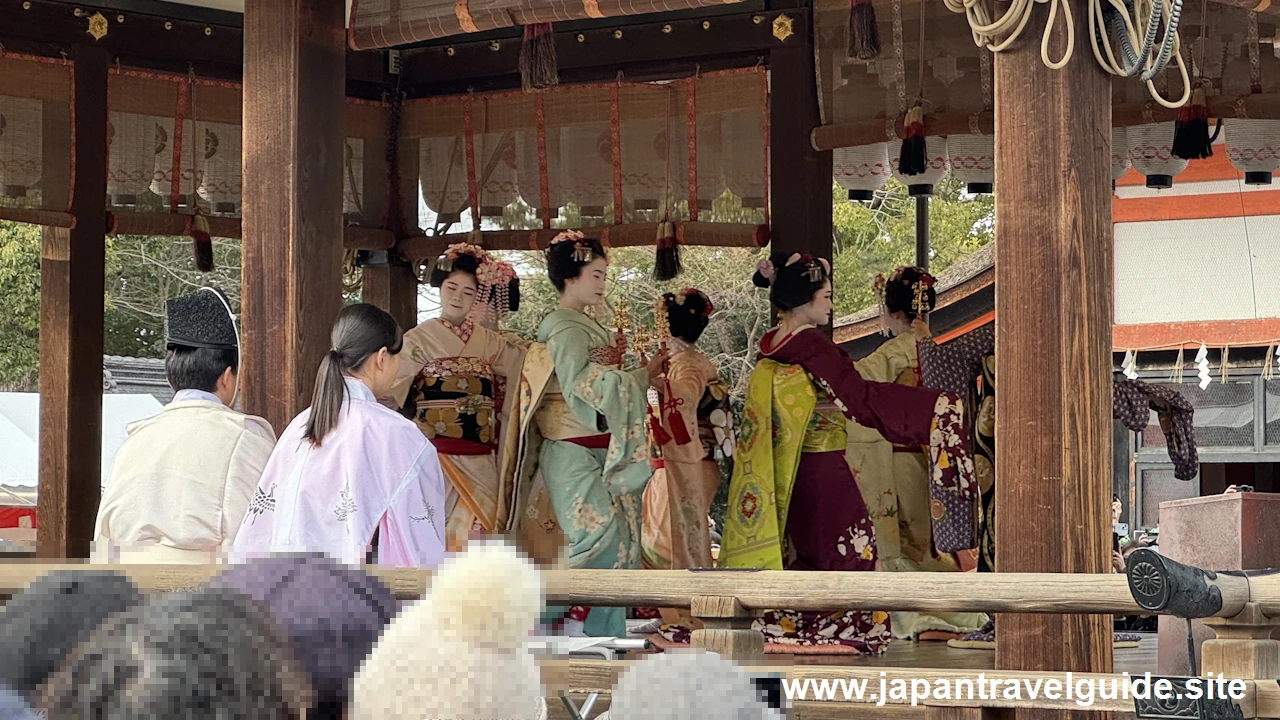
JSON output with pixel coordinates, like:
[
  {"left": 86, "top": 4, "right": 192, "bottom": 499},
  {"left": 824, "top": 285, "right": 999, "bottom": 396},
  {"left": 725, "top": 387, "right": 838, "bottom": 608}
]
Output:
[{"left": 502, "top": 309, "right": 653, "bottom": 638}]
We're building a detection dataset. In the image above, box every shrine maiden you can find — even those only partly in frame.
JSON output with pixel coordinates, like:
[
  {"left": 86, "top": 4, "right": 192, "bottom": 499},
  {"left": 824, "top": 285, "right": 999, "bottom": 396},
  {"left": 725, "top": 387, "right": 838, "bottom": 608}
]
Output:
[
  {"left": 715, "top": 252, "right": 977, "bottom": 652},
  {"left": 93, "top": 288, "right": 275, "bottom": 564},
  {"left": 382, "top": 244, "right": 525, "bottom": 553},
  {"left": 503, "top": 232, "right": 667, "bottom": 637},
  {"left": 232, "top": 304, "right": 446, "bottom": 568}
]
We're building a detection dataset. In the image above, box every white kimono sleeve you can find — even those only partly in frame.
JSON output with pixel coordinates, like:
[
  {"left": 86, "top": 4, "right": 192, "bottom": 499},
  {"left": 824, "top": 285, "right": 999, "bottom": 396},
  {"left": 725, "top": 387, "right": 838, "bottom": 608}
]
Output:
[
  {"left": 220, "top": 420, "right": 277, "bottom": 558},
  {"left": 378, "top": 442, "right": 449, "bottom": 568}
]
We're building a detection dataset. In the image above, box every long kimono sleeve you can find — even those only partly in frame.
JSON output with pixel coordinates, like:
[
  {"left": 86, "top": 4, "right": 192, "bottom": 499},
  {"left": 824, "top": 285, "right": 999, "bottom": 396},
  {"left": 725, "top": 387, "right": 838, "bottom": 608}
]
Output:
[
  {"left": 545, "top": 324, "right": 653, "bottom": 496},
  {"left": 379, "top": 442, "right": 448, "bottom": 568},
  {"left": 220, "top": 421, "right": 277, "bottom": 556},
  {"left": 916, "top": 323, "right": 994, "bottom": 396}
]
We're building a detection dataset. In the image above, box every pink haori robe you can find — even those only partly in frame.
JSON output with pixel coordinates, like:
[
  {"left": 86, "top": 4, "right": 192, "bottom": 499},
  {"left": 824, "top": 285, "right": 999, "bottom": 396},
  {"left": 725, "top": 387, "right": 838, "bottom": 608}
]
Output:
[{"left": 231, "top": 378, "right": 447, "bottom": 568}]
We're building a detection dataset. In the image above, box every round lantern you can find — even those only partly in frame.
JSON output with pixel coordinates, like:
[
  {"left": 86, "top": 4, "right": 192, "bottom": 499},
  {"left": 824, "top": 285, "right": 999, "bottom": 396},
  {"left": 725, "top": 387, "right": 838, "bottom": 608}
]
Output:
[
  {"left": 891, "top": 135, "right": 948, "bottom": 197},
  {"left": 107, "top": 112, "right": 158, "bottom": 208},
  {"left": 420, "top": 135, "right": 471, "bottom": 225},
  {"left": 1127, "top": 122, "right": 1187, "bottom": 189},
  {"left": 1223, "top": 119, "right": 1280, "bottom": 185},
  {"left": 0, "top": 97, "right": 43, "bottom": 199},
  {"left": 946, "top": 134, "right": 994, "bottom": 194},
  {"left": 833, "top": 142, "right": 890, "bottom": 202},
  {"left": 196, "top": 122, "right": 242, "bottom": 216},
  {"left": 1111, "top": 126, "right": 1130, "bottom": 190}
]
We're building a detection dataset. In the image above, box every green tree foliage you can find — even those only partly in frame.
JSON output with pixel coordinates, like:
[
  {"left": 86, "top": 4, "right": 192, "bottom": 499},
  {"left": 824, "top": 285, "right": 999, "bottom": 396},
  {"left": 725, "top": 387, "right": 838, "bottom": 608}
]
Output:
[
  {"left": 832, "top": 175, "right": 994, "bottom": 317},
  {"left": 0, "top": 221, "right": 43, "bottom": 390}
]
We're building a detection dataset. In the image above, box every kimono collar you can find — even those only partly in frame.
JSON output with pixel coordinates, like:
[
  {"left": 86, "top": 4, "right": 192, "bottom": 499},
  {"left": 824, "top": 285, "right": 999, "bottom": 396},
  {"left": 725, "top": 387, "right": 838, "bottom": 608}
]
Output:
[
  {"left": 343, "top": 376, "right": 376, "bottom": 403},
  {"left": 172, "top": 388, "right": 224, "bottom": 406},
  {"left": 759, "top": 324, "right": 815, "bottom": 357},
  {"left": 668, "top": 337, "right": 693, "bottom": 354},
  {"left": 438, "top": 317, "right": 474, "bottom": 344}
]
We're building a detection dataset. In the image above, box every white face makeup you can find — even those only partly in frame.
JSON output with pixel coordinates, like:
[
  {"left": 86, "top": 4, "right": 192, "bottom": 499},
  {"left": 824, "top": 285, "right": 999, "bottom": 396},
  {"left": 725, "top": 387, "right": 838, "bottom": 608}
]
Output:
[
  {"left": 796, "top": 280, "right": 834, "bottom": 327},
  {"left": 439, "top": 270, "right": 478, "bottom": 325},
  {"left": 563, "top": 256, "right": 609, "bottom": 309}
]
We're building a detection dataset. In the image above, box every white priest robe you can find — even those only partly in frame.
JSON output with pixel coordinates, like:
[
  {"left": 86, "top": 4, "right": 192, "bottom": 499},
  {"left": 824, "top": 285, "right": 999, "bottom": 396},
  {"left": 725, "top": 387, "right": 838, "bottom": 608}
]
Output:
[
  {"left": 92, "top": 389, "right": 277, "bottom": 565},
  {"left": 231, "top": 378, "right": 447, "bottom": 568}
]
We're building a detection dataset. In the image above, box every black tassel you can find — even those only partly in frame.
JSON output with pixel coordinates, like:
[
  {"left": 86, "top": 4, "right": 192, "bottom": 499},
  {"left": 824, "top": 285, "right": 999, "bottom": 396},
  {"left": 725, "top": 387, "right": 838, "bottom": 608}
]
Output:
[
  {"left": 653, "top": 221, "right": 682, "bottom": 281},
  {"left": 1172, "top": 87, "right": 1217, "bottom": 160},
  {"left": 848, "top": 0, "right": 881, "bottom": 60},
  {"left": 519, "top": 23, "right": 559, "bottom": 92},
  {"left": 898, "top": 104, "right": 926, "bottom": 176},
  {"left": 192, "top": 215, "right": 214, "bottom": 273}
]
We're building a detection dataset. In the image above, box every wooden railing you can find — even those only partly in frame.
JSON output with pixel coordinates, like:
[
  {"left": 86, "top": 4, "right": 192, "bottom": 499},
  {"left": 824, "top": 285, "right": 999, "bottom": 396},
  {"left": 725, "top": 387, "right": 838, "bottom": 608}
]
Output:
[{"left": 3, "top": 553, "right": 1277, "bottom": 719}]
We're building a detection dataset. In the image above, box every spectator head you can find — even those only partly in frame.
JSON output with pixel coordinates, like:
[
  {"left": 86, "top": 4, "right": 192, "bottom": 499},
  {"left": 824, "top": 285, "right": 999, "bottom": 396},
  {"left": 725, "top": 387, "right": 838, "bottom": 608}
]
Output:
[{"left": 605, "top": 649, "right": 781, "bottom": 720}]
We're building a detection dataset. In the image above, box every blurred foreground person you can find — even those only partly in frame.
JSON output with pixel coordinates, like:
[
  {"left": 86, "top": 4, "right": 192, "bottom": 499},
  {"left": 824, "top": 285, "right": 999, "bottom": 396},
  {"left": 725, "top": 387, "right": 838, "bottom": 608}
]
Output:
[
  {"left": 351, "top": 540, "right": 546, "bottom": 720},
  {"left": 94, "top": 287, "right": 275, "bottom": 563},
  {"left": 38, "top": 589, "right": 312, "bottom": 720},
  {"left": 0, "top": 570, "right": 143, "bottom": 701},
  {"left": 602, "top": 649, "right": 780, "bottom": 720},
  {"left": 0, "top": 686, "right": 37, "bottom": 720},
  {"left": 209, "top": 554, "right": 398, "bottom": 719}
]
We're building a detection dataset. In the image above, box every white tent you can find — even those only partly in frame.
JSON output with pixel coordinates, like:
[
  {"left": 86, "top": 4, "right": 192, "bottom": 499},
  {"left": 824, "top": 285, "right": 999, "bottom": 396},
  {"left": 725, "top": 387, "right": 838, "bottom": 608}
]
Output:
[{"left": 0, "top": 393, "right": 165, "bottom": 494}]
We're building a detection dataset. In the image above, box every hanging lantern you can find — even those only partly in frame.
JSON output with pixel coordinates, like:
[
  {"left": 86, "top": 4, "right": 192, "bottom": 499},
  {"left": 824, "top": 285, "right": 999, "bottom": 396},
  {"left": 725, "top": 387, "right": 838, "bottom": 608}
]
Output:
[
  {"left": 474, "top": 130, "right": 520, "bottom": 219},
  {"left": 0, "top": 96, "right": 42, "bottom": 199},
  {"left": 107, "top": 112, "right": 158, "bottom": 208},
  {"left": 1224, "top": 119, "right": 1280, "bottom": 185},
  {"left": 890, "top": 135, "right": 947, "bottom": 197},
  {"left": 833, "top": 142, "right": 890, "bottom": 202},
  {"left": 195, "top": 122, "right": 242, "bottom": 216},
  {"left": 420, "top": 134, "right": 470, "bottom": 225},
  {"left": 1111, "top": 126, "right": 1131, "bottom": 190},
  {"left": 946, "top": 134, "right": 994, "bottom": 194},
  {"left": 1127, "top": 122, "right": 1187, "bottom": 189}
]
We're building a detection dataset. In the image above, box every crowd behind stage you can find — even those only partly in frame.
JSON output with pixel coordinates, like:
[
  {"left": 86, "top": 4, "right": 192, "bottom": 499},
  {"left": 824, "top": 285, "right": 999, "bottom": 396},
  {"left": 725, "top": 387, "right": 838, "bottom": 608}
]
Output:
[{"left": 75, "top": 235, "right": 1194, "bottom": 657}]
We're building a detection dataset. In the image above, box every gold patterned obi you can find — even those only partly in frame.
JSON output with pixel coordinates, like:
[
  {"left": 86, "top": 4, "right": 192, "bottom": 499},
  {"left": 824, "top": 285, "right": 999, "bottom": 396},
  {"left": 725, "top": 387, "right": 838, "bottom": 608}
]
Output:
[
  {"left": 408, "top": 356, "right": 497, "bottom": 450},
  {"left": 802, "top": 403, "right": 849, "bottom": 454}
]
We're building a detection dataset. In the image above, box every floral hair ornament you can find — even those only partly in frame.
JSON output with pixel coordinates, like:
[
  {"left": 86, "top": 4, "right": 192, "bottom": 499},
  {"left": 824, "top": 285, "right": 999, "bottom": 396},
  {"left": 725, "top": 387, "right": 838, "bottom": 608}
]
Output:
[
  {"left": 439, "top": 242, "right": 488, "bottom": 273},
  {"left": 756, "top": 258, "right": 776, "bottom": 283},
  {"left": 548, "top": 230, "right": 592, "bottom": 263},
  {"left": 911, "top": 272, "right": 937, "bottom": 315}
]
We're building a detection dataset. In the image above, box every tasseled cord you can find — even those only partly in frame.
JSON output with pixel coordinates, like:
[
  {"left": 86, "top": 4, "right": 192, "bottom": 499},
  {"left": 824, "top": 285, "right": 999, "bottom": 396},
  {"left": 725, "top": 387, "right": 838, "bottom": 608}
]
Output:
[
  {"left": 1172, "top": 87, "right": 1222, "bottom": 161},
  {"left": 653, "top": 220, "right": 681, "bottom": 281},
  {"left": 848, "top": 0, "right": 881, "bottom": 60},
  {"left": 191, "top": 215, "right": 214, "bottom": 273},
  {"left": 898, "top": 104, "right": 926, "bottom": 176},
  {"left": 519, "top": 23, "right": 559, "bottom": 92}
]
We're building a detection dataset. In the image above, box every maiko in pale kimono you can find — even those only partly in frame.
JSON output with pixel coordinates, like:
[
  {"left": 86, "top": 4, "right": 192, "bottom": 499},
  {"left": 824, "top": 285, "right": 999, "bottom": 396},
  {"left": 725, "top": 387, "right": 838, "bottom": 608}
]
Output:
[
  {"left": 383, "top": 244, "right": 526, "bottom": 553},
  {"left": 232, "top": 304, "right": 447, "bottom": 568},
  {"left": 715, "top": 252, "right": 978, "bottom": 653},
  {"left": 501, "top": 232, "right": 668, "bottom": 637}
]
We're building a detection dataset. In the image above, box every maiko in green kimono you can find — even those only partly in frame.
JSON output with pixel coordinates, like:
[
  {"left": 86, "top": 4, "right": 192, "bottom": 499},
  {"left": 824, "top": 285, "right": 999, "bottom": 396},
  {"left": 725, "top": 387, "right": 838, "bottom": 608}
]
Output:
[{"left": 502, "top": 232, "right": 668, "bottom": 637}]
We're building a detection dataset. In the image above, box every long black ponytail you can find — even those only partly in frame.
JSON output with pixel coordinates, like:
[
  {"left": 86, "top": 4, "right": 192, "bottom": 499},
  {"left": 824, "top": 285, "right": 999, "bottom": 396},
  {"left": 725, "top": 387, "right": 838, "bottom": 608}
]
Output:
[{"left": 304, "top": 303, "right": 403, "bottom": 447}]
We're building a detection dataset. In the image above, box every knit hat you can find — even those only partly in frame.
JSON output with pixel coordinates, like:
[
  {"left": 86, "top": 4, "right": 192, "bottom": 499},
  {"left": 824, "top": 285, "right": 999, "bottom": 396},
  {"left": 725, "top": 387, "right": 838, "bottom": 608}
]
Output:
[
  {"left": 605, "top": 650, "right": 781, "bottom": 720},
  {"left": 0, "top": 686, "right": 37, "bottom": 720},
  {"left": 0, "top": 570, "right": 143, "bottom": 697},
  {"left": 351, "top": 539, "right": 546, "bottom": 720},
  {"left": 208, "top": 554, "right": 398, "bottom": 706}
]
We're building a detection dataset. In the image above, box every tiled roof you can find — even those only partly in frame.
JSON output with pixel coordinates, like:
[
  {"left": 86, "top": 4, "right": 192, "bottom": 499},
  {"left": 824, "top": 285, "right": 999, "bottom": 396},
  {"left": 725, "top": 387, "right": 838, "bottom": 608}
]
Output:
[{"left": 103, "top": 355, "right": 173, "bottom": 405}]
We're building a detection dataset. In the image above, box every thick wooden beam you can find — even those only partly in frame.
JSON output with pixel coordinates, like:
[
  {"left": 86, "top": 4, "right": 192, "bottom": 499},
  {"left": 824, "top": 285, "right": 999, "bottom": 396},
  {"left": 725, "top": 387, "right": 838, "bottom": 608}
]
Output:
[
  {"left": 992, "top": 0, "right": 1114, "bottom": 709},
  {"left": 241, "top": 0, "right": 346, "bottom": 433},
  {"left": 768, "top": 5, "right": 831, "bottom": 299},
  {"left": 361, "top": 263, "right": 420, "bottom": 331},
  {"left": 36, "top": 45, "right": 109, "bottom": 559}
]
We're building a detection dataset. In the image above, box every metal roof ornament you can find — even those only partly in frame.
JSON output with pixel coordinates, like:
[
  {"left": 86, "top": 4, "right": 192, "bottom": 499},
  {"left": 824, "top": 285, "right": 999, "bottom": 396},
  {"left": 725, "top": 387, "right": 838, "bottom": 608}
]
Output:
[{"left": 772, "top": 14, "right": 793, "bottom": 43}]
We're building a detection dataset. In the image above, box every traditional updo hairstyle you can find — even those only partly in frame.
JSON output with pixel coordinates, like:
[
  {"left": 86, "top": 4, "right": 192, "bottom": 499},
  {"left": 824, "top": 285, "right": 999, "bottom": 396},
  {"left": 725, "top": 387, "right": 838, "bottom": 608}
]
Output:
[
  {"left": 880, "top": 265, "right": 937, "bottom": 320},
  {"left": 546, "top": 233, "right": 608, "bottom": 293},
  {"left": 428, "top": 249, "right": 484, "bottom": 288},
  {"left": 663, "top": 289, "right": 714, "bottom": 344},
  {"left": 751, "top": 250, "right": 832, "bottom": 311}
]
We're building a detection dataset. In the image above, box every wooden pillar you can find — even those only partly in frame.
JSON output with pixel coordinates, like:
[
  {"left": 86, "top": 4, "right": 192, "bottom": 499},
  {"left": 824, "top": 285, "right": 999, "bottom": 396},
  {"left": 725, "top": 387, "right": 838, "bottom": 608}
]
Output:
[
  {"left": 241, "top": 0, "right": 346, "bottom": 432},
  {"left": 36, "top": 46, "right": 108, "bottom": 559},
  {"left": 768, "top": 8, "right": 831, "bottom": 270},
  {"left": 992, "top": 0, "right": 1114, "bottom": 709},
  {"left": 361, "top": 263, "right": 419, "bottom": 331}
]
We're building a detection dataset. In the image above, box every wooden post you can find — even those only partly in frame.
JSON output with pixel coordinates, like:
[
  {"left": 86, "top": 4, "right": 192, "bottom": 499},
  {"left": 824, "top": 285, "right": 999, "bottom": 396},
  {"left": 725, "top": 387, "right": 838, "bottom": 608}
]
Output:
[
  {"left": 1201, "top": 604, "right": 1280, "bottom": 679},
  {"left": 689, "top": 595, "right": 763, "bottom": 662},
  {"left": 361, "top": 262, "right": 419, "bottom": 331},
  {"left": 36, "top": 46, "right": 109, "bottom": 559},
  {"left": 241, "top": 0, "right": 346, "bottom": 432},
  {"left": 768, "top": 8, "right": 831, "bottom": 274},
  {"left": 992, "top": 0, "right": 1115, "bottom": 707}
]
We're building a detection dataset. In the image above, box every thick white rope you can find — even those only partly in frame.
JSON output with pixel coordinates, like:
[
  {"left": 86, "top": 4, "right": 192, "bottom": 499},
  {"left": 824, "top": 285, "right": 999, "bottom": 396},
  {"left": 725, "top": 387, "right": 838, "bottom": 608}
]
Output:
[{"left": 944, "top": 0, "right": 1191, "bottom": 107}]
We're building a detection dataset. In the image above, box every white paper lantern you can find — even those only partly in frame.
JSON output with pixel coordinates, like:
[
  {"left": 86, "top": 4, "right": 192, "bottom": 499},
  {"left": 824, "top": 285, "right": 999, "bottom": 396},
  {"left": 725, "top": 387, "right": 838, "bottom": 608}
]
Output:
[
  {"left": 196, "top": 122, "right": 242, "bottom": 215},
  {"left": 107, "top": 112, "right": 158, "bottom": 207},
  {"left": 0, "top": 96, "right": 42, "bottom": 199},
  {"left": 946, "top": 134, "right": 994, "bottom": 194},
  {"left": 890, "top": 135, "right": 948, "bottom": 197},
  {"left": 833, "top": 142, "right": 890, "bottom": 202},
  {"left": 420, "top": 135, "right": 471, "bottom": 224},
  {"left": 1127, "top": 122, "right": 1187, "bottom": 189},
  {"left": 1223, "top": 119, "right": 1280, "bottom": 185},
  {"left": 1111, "top": 126, "right": 1131, "bottom": 189}
]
